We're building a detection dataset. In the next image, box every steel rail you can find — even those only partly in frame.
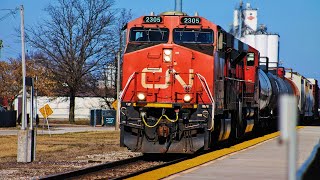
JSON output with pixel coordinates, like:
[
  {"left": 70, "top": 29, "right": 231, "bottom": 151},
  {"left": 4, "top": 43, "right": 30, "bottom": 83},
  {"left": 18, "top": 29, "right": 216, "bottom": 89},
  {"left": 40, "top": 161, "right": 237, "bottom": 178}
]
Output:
[
  {"left": 39, "top": 156, "right": 144, "bottom": 180},
  {"left": 40, "top": 127, "right": 281, "bottom": 179},
  {"left": 113, "top": 156, "right": 189, "bottom": 180}
]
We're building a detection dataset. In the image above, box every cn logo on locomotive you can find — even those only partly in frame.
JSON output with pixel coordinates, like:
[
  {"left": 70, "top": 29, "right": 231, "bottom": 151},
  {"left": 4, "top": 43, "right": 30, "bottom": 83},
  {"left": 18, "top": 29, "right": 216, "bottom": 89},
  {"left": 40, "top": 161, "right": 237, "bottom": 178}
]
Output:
[{"left": 141, "top": 68, "right": 194, "bottom": 89}]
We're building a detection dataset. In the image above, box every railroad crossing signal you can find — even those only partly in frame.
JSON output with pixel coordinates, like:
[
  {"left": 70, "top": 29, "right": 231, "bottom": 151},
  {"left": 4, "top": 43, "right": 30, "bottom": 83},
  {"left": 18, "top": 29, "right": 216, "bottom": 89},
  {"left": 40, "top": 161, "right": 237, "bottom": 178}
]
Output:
[{"left": 39, "top": 104, "right": 53, "bottom": 118}]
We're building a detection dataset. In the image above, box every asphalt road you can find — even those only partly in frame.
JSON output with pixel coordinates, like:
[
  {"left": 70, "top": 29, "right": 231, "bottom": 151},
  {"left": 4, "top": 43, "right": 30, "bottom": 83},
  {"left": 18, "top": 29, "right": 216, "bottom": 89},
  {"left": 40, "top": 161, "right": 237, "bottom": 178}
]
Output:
[{"left": 0, "top": 125, "right": 115, "bottom": 136}]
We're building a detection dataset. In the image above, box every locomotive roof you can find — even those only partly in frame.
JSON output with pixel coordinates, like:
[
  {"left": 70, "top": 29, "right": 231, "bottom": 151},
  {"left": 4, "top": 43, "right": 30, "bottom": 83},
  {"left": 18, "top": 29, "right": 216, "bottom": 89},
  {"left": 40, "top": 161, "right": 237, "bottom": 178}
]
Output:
[{"left": 159, "top": 11, "right": 188, "bottom": 16}]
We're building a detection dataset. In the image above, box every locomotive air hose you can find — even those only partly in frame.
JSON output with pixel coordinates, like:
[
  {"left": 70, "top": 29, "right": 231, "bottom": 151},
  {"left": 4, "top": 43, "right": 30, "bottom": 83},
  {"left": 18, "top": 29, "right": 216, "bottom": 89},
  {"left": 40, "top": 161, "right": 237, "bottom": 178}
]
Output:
[{"left": 141, "top": 112, "right": 179, "bottom": 128}]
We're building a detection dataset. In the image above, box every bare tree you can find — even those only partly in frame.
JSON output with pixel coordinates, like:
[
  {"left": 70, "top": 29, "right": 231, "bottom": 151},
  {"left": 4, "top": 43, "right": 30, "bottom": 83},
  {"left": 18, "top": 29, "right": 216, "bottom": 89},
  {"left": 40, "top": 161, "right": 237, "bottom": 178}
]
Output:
[
  {"left": 84, "top": 9, "right": 132, "bottom": 109},
  {"left": 27, "top": 0, "right": 116, "bottom": 123}
]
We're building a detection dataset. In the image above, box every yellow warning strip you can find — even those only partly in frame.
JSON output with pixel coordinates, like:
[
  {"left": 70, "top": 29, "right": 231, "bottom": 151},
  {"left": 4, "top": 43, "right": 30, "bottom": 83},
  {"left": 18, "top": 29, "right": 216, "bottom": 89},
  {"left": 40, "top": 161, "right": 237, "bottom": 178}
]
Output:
[{"left": 127, "top": 126, "right": 304, "bottom": 180}]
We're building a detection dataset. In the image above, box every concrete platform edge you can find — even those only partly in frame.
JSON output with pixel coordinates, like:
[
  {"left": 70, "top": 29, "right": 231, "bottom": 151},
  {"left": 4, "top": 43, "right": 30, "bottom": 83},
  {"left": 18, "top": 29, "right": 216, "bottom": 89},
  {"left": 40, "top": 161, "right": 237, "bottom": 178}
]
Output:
[{"left": 126, "top": 130, "right": 286, "bottom": 180}]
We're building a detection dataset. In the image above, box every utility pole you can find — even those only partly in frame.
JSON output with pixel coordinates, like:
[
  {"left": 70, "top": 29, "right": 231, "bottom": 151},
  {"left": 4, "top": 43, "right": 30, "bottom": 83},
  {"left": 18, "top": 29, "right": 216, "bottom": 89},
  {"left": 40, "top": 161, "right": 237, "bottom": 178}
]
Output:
[
  {"left": 20, "top": 5, "right": 27, "bottom": 130},
  {"left": 17, "top": 5, "right": 36, "bottom": 163},
  {"left": 116, "top": 51, "right": 120, "bottom": 131},
  {"left": 17, "top": 4, "right": 28, "bottom": 163},
  {"left": 115, "top": 26, "right": 123, "bottom": 131}
]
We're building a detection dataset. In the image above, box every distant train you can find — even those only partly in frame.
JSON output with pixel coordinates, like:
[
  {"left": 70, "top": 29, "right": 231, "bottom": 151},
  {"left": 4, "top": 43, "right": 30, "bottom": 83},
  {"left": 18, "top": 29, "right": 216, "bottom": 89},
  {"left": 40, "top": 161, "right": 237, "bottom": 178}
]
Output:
[{"left": 118, "top": 11, "right": 319, "bottom": 153}]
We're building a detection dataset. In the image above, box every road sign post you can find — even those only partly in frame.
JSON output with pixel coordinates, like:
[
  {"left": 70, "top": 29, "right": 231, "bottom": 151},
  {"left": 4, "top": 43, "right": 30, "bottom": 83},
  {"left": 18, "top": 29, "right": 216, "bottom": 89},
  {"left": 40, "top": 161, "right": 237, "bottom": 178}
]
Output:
[{"left": 39, "top": 104, "right": 53, "bottom": 136}]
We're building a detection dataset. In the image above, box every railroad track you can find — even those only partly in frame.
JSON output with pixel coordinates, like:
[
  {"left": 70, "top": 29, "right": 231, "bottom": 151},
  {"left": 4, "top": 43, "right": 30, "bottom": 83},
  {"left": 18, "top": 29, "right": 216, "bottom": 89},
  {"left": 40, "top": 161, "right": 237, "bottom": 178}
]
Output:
[
  {"left": 40, "top": 154, "right": 189, "bottom": 180},
  {"left": 40, "top": 129, "right": 278, "bottom": 180}
]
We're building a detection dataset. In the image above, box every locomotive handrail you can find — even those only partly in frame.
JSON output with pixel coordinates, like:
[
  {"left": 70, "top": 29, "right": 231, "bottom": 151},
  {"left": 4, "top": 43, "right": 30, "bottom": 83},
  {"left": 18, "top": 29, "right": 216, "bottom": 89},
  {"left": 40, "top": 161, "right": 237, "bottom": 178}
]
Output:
[
  {"left": 224, "top": 77, "right": 255, "bottom": 83},
  {"left": 196, "top": 73, "right": 215, "bottom": 131},
  {"left": 118, "top": 72, "right": 136, "bottom": 131},
  {"left": 119, "top": 72, "right": 136, "bottom": 100},
  {"left": 196, "top": 74, "right": 214, "bottom": 102}
]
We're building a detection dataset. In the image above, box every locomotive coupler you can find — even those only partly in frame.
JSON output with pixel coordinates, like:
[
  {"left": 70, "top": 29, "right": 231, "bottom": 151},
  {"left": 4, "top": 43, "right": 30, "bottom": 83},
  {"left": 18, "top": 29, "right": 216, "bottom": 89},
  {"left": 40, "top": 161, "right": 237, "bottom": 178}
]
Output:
[{"left": 157, "top": 124, "right": 170, "bottom": 138}]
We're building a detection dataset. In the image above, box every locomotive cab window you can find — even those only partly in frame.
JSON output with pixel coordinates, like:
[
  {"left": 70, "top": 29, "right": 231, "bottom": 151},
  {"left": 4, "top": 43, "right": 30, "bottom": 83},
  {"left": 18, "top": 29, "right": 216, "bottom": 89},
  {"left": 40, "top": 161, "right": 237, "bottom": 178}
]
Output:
[
  {"left": 246, "top": 53, "right": 255, "bottom": 66},
  {"left": 129, "top": 27, "right": 169, "bottom": 42},
  {"left": 173, "top": 28, "right": 213, "bottom": 44}
]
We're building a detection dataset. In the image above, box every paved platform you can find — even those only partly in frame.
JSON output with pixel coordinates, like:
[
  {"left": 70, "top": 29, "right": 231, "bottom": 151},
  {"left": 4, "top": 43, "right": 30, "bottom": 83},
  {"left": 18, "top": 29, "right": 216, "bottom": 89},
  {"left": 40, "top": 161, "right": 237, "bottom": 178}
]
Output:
[
  {"left": 0, "top": 125, "right": 115, "bottom": 136},
  {"left": 167, "top": 127, "right": 320, "bottom": 180}
]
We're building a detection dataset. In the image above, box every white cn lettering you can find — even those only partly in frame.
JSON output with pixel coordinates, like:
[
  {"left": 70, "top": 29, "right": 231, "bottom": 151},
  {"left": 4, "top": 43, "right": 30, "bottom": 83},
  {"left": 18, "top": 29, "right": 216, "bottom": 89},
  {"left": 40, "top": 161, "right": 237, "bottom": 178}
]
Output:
[{"left": 141, "top": 68, "right": 194, "bottom": 89}]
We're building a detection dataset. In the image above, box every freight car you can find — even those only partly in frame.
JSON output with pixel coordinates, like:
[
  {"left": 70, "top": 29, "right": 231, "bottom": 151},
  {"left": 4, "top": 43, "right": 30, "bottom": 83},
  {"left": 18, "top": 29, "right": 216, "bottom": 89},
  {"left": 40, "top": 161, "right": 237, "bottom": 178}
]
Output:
[
  {"left": 118, "top": 11, "right": 318, "bottom": 154},
  {"left": 285, "top": 70, "right": 319, "bottom": 122},
  {"left": 232, "top": 2, "right": 319, "bottom": 124}
]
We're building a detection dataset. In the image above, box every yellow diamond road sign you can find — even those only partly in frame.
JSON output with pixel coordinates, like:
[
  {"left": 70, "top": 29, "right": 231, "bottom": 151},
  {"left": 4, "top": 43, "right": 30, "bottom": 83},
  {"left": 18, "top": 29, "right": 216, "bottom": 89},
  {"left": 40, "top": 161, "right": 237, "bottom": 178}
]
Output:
[
  {"left": 112, "top": 100, "right": 118, "bottom": 110},
  {"left": 39, "top": 104, "right": 53, "bottom": 118}
]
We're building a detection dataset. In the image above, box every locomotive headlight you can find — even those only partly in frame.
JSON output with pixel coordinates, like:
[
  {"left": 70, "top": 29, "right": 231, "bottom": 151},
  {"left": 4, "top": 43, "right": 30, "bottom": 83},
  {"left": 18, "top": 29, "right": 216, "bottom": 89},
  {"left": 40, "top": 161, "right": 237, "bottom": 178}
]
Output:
[
  {"left": 183, "top": 94, "right": 192, "bottom": 102},
  {"left": 163, "top": 49, "right": 172, "bottom": 62},
  {"left": 137, "top": 93, "right": 146, "bottom": 101},
  {"left": 164, "top": 49, "right": 172, "bottom": 56},
  {"left": 164, "top": 56, "right": 171, "bottom": 62}
]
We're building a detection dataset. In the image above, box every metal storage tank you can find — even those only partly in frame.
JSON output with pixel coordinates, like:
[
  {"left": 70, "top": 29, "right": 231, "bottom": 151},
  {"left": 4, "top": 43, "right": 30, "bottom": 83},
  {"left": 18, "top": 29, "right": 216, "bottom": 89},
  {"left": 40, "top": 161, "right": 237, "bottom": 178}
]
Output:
[
  {"left": 266, "top": 72, "right": 291, "bottom": 110},
  {"left": 240, "top": 37, "right": 246, "bottom": 44},
  {"left": 233, "top": 10, "right": 239, "bottom": 28},
  {"left": 255, "top": 34, "right": 268, "bottom": 65},
  {"left": 244, "top": 34, "right": 255, "bottom": 47},
  {"left": 285, "top": 77, "right": 300, "bottom": 101},
  {"left": 244, "top": 9, "right": 258, "bottom": 32},
  {"left": 267, "top": 34, "right": 280, "bottom": 68},
  {"left": 308, "top": 78, "right": 317, "bottom": 85},
  {"left": 285, "top": 72, "right": 304, "bottom": 115},
  {"left": 307, "top": 78, "right": 319, "bottom": 118},
  {"left": 305, "top": 91, "right": 314, "bottom": 117},
  {"left": 258, "top": 69, "right": 272, "bottom": 110},
  {"left": 304, "top": 80, "right": 314, "bottom": 117}
]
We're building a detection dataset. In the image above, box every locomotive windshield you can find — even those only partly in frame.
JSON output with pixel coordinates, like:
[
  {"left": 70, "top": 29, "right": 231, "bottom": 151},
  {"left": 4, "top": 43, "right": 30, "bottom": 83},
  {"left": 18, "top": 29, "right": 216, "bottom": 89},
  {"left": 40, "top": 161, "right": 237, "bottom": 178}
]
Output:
[
  {"left": 173, "top": 28, "right": 213, "bottom": 44},
  {"left": 129, "top": 27, "right": 169, "bottom": 42}
]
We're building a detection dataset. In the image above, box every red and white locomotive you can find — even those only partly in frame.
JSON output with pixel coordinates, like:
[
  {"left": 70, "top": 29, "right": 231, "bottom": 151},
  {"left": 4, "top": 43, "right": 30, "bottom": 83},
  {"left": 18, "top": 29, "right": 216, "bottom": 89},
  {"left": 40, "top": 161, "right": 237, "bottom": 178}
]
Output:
[{"left": 119, "top": 11, "right": 318, "bottom": 153}]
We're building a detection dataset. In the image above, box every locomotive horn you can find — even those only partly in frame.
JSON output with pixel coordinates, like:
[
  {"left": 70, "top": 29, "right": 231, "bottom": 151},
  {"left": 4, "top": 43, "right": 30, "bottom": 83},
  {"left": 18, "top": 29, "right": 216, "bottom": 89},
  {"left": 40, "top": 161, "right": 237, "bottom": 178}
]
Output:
[{"left": 175, "top": 0, "right": 182, "bottom": 12}]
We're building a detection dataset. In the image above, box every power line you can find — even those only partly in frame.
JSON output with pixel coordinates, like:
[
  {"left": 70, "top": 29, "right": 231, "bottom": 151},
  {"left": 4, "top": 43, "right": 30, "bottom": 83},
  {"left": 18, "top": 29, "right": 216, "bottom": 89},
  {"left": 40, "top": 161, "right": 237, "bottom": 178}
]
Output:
[
  {"left": 0, "top": 7, "right": 19, "bottom": 22},
  {"left": 0, "top": 39, "right": 3, "bottom": 58},
  {"left": 0, "top": 7, "right": 19, "bottom": 59}
]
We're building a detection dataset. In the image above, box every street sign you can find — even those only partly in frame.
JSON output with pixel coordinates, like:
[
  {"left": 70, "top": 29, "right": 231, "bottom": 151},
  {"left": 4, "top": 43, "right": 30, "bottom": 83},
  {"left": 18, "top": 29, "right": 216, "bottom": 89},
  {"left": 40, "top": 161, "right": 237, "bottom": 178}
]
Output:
[{"left": 39, "top": 104, "right": 53, "bottom": 118}]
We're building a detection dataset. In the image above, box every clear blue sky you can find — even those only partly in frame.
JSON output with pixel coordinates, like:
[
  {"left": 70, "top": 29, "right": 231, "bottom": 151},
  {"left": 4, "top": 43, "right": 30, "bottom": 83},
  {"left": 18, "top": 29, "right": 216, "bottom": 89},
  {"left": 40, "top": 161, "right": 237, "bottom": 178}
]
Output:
[{"left": 1, "top": 0, "right": 320, "bottom": 81}]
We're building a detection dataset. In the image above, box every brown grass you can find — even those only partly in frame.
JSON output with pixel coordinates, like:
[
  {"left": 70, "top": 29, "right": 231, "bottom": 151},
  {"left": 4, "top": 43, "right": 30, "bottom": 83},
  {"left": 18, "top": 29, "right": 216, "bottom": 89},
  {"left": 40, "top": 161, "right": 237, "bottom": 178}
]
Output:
[
  {"left": 0, "top": 127, "right": 134, "bottom": 179},
  {"left": 0, "top": 135, "right": 17, "bottom": 157},
  {"left": 0, "top": 130, "right": 125, "bottom": 160}
]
